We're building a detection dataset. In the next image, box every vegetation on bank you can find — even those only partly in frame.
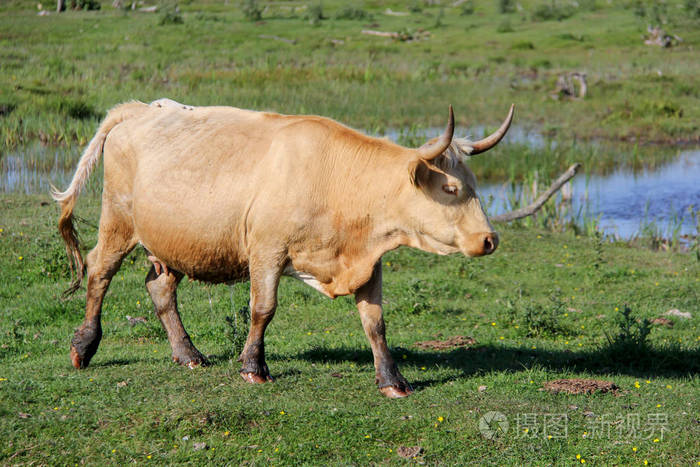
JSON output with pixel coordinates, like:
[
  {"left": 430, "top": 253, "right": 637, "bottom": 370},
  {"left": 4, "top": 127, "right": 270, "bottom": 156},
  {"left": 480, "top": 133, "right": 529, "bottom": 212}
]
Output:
[
  {"left": 1, "top": 194, "right": 698, "bottom": 464},
  {"left": 1, "top": 1, "right": 698, "bottom": 463},
  {"left": 1, "top": 0, "right": 699, "bottom": 155}
]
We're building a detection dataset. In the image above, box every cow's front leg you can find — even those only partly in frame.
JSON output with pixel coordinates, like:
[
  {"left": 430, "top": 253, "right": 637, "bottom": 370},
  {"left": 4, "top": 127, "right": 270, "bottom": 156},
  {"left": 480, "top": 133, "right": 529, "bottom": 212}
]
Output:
[
  {"left": 239, "top": 263, "right": 281, "bottom": 384},
  {"left": 355, "top": 261, "right": 413, "bottom": 398}
]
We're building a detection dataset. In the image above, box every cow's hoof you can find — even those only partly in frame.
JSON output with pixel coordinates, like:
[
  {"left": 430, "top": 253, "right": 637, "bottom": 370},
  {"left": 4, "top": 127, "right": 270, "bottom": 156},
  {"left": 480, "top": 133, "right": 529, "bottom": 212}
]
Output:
[
  {"left": 240, "top": 372, "right": 274, "bottom": 384},
  {"left": 172, "top": 350, "right": 208, "bottom": 369},
  {"left": 70, "top": 346, "right": 85, "bottom": 369},
  {"left": 70, "top": 326, "right": 101, "bottom": 369},
  {"left": 379, "top": 385, "right": 414, "bottom": 399}
]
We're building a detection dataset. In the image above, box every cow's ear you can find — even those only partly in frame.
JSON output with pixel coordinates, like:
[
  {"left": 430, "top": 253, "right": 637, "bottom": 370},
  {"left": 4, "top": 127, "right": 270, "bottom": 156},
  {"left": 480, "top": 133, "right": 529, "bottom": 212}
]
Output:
[{"left": 414, "top": 105, "right": 454, "bottom": 163}]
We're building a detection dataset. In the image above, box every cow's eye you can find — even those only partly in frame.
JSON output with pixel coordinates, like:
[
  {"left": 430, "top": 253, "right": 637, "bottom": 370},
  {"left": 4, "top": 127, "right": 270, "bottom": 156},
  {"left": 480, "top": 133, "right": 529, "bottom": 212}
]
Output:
[{"left": 442, "top": 184, "right": 459, "bottom": 196}]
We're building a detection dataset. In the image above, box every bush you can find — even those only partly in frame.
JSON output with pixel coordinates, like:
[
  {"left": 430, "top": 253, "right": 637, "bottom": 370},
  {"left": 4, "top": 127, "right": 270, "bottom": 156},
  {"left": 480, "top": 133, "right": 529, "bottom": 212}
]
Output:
[
  {"left": 305, "top": 2, "right": 326, "bottom": 25},
  {"left": 505, "top": 290, "right": 570, "bottom": 338},
  {"left": 159, "top": 3, "right": 183, "bottom": 25},
  {"left": 685, "top": 0, "right": 700, "bottom": 17},
  {"left": 241, "top": 0, "right": 262, "bottom": 21},
  {"left": 498, "top": 0, "right": 515, "bottom": 14},
  {"left": 532, "top": 1, "right": 575, "bottom": 21},
  {"left": 70, "top": 0, "right": 100, "bottom": 10},
  {"left": 408, "top": 0, "right": 423, "bottom": 13},
  {"left": 334, "top": 6, "right": 371, "bottom": 20},
  {"left": 52, "top": 98, "right": 100, "bottom": 120},
  {"left": 602, "top": 306, "right": 651, "bottom": 360},
  {"left": 460, "top": 1, "right": 474, "bottom": 15},
  {"left": 511, "top": 40, "right": 535, "bottom": 50},
  {"left": 496, "top": 19, "right": 514, "bottom": 33}
]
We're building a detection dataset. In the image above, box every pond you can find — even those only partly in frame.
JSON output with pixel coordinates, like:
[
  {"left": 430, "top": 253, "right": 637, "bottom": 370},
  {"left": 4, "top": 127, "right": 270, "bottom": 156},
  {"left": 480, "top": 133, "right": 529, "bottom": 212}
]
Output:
[
  {"left": 480, "top": 149, "right": 700, "bottom": 240},
  {"left": 1, "top": 139, "right": 698, "bottom": 240}
]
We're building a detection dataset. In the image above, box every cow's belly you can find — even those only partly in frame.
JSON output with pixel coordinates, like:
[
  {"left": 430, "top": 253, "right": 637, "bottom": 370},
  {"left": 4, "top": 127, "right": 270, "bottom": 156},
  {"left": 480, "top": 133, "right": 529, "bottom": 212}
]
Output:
[{"left": 132, "top": 194, "right": 249, "bottom": 283}]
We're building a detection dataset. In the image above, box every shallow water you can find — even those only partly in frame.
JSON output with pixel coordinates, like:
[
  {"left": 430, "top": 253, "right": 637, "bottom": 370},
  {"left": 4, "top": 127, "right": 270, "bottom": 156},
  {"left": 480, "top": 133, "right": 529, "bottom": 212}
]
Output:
[
  {"left": 481, "top": 149, "right": 700, "bottom": 239},
  {"left": 2, "top": 141, "right": 698, "bottom": 239}
]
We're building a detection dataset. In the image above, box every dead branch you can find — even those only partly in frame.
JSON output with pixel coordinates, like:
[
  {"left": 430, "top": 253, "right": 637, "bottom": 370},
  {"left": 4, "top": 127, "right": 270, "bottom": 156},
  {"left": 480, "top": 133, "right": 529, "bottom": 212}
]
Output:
[
  {"left": 552, "top": 72, "right": 587, "bottom": 100},
  {"left": 644, "top": 26, "right": 682, "bottom": 48},
  {"left": 362, "top": 29, "right": 399, "bottom": 38},
  {"left": 384, "top": 8, "right": 409, "bottom": 16},
  {"left": 258, "top": 34, "right": 296, "bottom": 45},
  {"left": 361, "top": 29, "right": 430, "bottom": 42},
  {"left": 491, "top": 163, "right": 582, "bottom": 223}
]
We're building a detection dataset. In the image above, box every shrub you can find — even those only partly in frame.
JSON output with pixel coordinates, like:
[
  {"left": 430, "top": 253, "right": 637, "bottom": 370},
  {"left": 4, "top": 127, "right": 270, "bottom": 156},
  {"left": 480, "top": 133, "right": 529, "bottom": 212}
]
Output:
[
  {"left": 602, "top": 306, "right": 651, "bottom": 360},
  {"left": 498, "top": 0, "right": 515, "bottom": 14},
  {"left": 241, "top": 0, "right": 262, "bottom": 21},
  {"left": 532, "top": 1, "right": 575, "bottom": 21},
  {"left": 511, "top": 40, "right": 535, "bottom": 50},
  {"left": 460, "top": 1, "right": 474, "bottom": 15},
  {"left": 305, "top": 2, "right": 326, "bottom": 25},
  {"left": 70, "top": 0, "right": 100, "bottom": 10},
  {"left": 159, "top": 3, "right": 183, "bottom": 25},
  {"left": 334, "top": 6, "right": 370, "bottom": 20},
  {"left": 496, "top": 19, "right": 514, "bottom": 33},
  {"left": 505, "top": 290, "right": 570, "bottom": 338},
  {"left": 685, "top": 0, "right": 700, "bottom": 17}
]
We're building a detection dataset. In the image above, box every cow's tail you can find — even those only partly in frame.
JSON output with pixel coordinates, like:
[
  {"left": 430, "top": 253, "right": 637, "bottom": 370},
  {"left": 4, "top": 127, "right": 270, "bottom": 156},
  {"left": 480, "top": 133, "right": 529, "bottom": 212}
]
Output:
[{"left": 51, "top": 101, "right": 147, "bottom": 296}]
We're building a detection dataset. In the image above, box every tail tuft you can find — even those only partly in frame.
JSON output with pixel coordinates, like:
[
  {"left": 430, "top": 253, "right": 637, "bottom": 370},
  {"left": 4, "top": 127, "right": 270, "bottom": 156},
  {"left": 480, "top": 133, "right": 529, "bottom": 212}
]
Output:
[{"left": 57, "top": 197, "right": 85, "bottom": 296}]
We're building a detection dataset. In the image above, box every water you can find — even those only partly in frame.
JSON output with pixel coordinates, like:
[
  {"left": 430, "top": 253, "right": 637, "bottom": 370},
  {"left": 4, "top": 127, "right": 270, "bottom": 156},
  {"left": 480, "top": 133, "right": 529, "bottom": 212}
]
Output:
[
  {"left": 481, "top": 149, "right": 700, "bottom": 239},
  {"left": 2, "top": 141, "right": 699, "bottom": 240},
  {"left": 1, "top": 143, "right": 76, "bottom": 195}
]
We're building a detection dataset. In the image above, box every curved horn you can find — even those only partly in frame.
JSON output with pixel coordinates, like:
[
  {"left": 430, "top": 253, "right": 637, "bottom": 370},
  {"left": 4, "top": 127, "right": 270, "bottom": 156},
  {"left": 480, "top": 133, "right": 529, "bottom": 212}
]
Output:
[
  {"left": 470, "top": 104, "right": 515, "bottom": 155},
  {"left": 415, "top": 105, "right": 455, "bottom": 161}
]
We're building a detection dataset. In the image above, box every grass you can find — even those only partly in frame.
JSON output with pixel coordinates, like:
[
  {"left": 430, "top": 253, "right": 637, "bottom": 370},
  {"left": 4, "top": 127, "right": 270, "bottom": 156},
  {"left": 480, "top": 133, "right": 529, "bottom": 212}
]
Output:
[
  {"left": 1, "top": 0, "right": 699, "bottom": 154},
  {"left": 1, "top": 194, "right": 698, "bottom": 464},
  {"left": 1, "top": 1, "right": 699, "bottom": 463}
]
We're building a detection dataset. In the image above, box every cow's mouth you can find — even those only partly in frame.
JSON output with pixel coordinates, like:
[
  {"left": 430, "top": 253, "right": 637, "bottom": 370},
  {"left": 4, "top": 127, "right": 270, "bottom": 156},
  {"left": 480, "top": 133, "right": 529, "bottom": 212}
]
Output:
[{"left": 461, "top": 231, "right": 499, "bottom": 257}]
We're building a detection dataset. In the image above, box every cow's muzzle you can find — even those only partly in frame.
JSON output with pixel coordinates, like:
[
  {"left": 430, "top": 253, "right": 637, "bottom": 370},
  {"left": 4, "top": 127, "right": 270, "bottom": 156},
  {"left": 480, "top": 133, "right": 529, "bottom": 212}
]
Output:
[{"left": 463, "top": 232, "right": 499, "bottom": 257}]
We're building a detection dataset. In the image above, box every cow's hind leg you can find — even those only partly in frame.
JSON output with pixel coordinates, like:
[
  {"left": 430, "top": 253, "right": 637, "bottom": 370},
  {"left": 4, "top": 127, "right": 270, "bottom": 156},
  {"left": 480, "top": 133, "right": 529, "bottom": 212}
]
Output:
[
  {"left": 70, "top": 211, "right": 136, "bottom": 369},
  {"left": 239, "top": 263, "right": 281, "bottom": 384},
  {"left": 145, "top": 266, "right": 206, "bottom": 368},
  {"left": 355, "top": 262, "right": 413, "bottom": 398}
]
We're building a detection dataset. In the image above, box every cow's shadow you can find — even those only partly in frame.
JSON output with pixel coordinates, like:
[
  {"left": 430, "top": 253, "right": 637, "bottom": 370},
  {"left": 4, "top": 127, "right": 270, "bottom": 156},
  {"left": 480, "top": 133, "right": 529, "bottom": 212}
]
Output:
[{"left": 281, "top": 344, "right": 699, "bottom": 389}]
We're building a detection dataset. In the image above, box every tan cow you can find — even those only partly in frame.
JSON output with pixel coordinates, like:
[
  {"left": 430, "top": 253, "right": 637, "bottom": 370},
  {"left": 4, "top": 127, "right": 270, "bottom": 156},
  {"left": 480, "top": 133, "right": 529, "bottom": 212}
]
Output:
[{"left": 53, "top": 101, "right": 513, "bottom": 398}]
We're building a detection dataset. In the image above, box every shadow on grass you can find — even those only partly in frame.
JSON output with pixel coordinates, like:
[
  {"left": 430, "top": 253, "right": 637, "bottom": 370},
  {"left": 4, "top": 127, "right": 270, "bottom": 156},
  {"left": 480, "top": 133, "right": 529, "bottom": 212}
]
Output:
[
  {"left": 286, "top": 344, "right": 700, "bottom": 382},
  {"left": 92, "top": 358, "right": 140, "bottom": 368}
]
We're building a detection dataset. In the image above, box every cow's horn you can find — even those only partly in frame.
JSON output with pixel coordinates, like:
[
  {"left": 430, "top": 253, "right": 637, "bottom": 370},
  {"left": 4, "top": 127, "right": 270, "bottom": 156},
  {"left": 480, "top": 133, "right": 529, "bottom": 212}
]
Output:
[
  {"left": 470, "top": 104, "right": 514, "bottom": 155},
  {"left": 416, "top": 105, "right": 455, "bottom": 161}
]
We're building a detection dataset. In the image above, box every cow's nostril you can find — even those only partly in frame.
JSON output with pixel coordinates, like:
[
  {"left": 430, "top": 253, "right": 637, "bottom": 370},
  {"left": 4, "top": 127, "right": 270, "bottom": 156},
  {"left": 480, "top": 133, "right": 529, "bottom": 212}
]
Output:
[{"left": 483, "top": 234, "right": 498, "bottom": 254}]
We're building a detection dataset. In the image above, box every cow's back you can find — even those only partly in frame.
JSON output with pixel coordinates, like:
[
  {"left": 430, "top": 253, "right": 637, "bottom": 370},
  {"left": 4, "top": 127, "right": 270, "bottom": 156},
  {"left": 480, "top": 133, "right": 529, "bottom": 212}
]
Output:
[{"left": 103, "top": 106, "right": 293, "bottom": 281}]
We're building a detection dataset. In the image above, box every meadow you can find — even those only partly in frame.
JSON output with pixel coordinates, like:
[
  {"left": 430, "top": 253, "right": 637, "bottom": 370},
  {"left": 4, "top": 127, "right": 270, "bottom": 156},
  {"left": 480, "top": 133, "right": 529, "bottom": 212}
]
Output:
[
  {"left": 1, "top": 195, "right": 698, "bottom": 464},
  {"left": 1, "top": 0, "right": 699, "bottom": 464}
]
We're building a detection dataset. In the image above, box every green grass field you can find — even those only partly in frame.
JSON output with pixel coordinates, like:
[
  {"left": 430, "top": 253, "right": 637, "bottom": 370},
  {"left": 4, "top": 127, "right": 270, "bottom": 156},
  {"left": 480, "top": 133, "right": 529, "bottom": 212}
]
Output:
[
  {"left": 1, "top": 195, "right": 698, "bottom": 464},
  {"left": 1, "top": 0, "right": 699, "bottom": 464},
  {"left": 1, "top": 0, "right": 699, "bottom": 153}
]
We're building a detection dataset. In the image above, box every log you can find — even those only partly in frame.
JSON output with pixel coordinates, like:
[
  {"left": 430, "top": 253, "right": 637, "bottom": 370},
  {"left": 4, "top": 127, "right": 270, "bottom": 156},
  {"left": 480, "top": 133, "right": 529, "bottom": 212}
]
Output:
[
  {"left": 258, "top": 34, "right": 297, "bottom": 45},
  {"left": 384, "top": 8, "right": 409, "bottom": 16},
  {"left": 361, "top": 29, "right": 399, "bottom": 38},
  {"left": 491, "top": 163, "right": 582, "bottom": 223}
]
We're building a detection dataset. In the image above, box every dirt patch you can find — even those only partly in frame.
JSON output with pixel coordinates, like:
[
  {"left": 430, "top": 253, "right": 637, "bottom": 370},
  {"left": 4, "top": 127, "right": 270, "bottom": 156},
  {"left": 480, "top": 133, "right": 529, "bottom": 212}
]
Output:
[
  {"left": 650, "top": 317, "right": 673, "bottom": 327},
  {"left": 414, "top": 336, "right": 476, "bottom": 351},
  {"left": 543, "top": 379, "right": 620, "bottom": 395},
  {"left": 397, "top": 446, "right": 423, "bottom": 459}
]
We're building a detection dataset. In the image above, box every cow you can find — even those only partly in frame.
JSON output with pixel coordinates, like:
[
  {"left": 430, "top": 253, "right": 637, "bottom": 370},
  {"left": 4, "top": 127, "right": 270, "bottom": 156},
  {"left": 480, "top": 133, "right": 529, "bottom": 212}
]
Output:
[{"left": 53, "top": 101, "right": 513, "bottom": 398}]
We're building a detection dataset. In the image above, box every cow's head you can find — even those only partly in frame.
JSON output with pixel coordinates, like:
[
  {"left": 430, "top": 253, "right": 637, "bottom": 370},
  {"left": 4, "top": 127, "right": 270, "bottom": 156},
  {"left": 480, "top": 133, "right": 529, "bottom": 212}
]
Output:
[{"left": 403, "top": 105, "right": 514, "bottom": 257}]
